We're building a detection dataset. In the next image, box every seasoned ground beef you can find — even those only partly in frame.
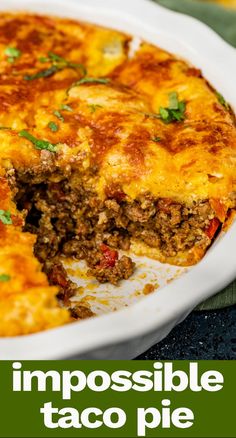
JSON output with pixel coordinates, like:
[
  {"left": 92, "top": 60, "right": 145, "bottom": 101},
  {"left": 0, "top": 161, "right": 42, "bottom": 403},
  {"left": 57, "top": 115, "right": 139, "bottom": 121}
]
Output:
[
  {"left": 13, "top": 170, "right": 220, "bottom": 303},
  {"left": 44, "top": 258, "right": 78, "bottom": 303},
  {"left": 70, "top": 305, "right": 95, "bottom": 320},
  {"left": 88, "top": 255, "right": 135, "bottom": 285}
]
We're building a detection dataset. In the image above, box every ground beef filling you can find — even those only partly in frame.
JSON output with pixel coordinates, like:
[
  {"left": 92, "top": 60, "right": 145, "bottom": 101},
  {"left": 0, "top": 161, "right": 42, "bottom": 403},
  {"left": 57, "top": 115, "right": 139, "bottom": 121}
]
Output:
[{"left": 14, "top": 174, "right": 216, "bottom": 301}]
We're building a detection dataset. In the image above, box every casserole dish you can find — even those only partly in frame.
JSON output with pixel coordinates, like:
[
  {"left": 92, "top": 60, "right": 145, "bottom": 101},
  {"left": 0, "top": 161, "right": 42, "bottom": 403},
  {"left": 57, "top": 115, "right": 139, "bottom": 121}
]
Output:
[{"left": 0, "top": 0, "right": 235, "bottom": 359}]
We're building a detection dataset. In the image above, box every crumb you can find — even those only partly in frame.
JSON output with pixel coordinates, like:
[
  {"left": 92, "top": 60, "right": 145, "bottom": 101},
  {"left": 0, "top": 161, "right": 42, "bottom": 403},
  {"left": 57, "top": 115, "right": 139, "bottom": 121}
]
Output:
[{"left": 143, "top": 283, "right": 155, "bottom": 295}]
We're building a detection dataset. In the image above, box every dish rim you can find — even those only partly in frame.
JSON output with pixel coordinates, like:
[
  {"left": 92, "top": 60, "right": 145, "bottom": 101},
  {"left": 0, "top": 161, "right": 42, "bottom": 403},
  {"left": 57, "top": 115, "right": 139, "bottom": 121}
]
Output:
[{"left": 0, "top": 0, "right": 236, "bottom": 360}]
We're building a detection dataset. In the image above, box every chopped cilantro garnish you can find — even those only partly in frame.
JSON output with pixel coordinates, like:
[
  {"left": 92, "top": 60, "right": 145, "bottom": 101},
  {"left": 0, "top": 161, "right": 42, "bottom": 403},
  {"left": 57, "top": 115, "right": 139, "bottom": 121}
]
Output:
[
  {"left": 0, "top": 210, "right": 12, "bottom": 225},
  {"left": 47, "top": 52, "right": 87, "bottom": 74},
  {"left": 48, "top": 121, "right": 59, "bottom": 132},
  {"left": 19, "top": 130, "right": 57, "bottom": 152},
  {"left": 216, "top": 92, "right": 229, "bottom": 110},
  {"left": 60, "top": 104, "right": 73, "bottom": 112},
  {"left": 24, "top": 65, "right": 59, "bottom": 81},
  {"left": 39, "top": 56, "right": 49, "bottom": 63},
  {"left": 159, "top": 107, "right": 170, "bottom": 121},
  {"left": 74, "top": 77, "right": 110, "bottom": 86},
  {"left": 151, "top": 136, "right": 161, "bottom": 142},
  {"left": 88, "top": 104, "right": 103, "bottom": 113},
  {"left": 142, "top": 92, "right": 186, "bottom": 123},
  {"left": 25, "top": 52, "right": 86, "bottom": 81},
  {"left": 168, "top": 91, "right": 179, "bottom": 110},
  {"left": 159, "top": 92, "right": 186, "bottom": 123},
  {"left": 53, "top": 105, "right": 73, "bottom": 121},
  {"left": 53, "top": 110, "right": 64, "bottom": 122},
  {"left": 47, "top": 52, "right": 64, "bottom": 63},
  {"left": 0, "top": 274, "right": 11, "bottom": 282},
  {"left": 5, "top": 47, "right": 21, "bottom": 63},
  {"left": 68, "top": 77, "right": 110, "bottom": 94}
]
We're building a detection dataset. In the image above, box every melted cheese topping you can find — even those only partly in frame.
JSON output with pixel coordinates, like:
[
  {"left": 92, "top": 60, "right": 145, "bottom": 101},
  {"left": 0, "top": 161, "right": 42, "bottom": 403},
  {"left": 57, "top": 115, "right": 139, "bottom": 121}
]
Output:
[
  {"left": 0, "top": 176, "right": 70, "bottom": 336},
  {"left": 0, "top": 13, "right": 235, "bottom": 335},
  {"left": 0, "top": 13, "right": 235, "bottom": 204}
]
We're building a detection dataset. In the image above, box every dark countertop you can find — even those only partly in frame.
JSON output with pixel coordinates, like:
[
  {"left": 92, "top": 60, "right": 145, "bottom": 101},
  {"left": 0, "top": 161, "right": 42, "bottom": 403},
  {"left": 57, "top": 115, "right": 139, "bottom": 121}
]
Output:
[{"left": 137, "top": 305, "right": 236, "bottom": 360}]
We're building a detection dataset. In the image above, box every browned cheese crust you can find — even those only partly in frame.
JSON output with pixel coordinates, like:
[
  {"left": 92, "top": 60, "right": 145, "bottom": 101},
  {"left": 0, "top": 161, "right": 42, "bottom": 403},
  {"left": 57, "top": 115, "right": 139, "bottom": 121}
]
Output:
[{"left": 0, "top": 13, "right": 236, "bottom": 336}]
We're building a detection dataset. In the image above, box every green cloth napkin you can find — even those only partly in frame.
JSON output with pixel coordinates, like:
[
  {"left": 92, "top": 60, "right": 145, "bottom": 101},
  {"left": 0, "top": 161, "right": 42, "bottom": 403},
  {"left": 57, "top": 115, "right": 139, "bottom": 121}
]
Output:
[
  {"left": 152, "top": 0, "right": 236, "bottom": 309},
  {"left": 155, "top": 0, "right": 236, "bottom": 47}
]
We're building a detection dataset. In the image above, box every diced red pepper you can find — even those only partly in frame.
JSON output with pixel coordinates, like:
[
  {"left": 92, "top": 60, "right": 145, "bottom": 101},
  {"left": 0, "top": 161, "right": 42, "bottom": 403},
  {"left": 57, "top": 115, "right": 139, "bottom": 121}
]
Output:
[
  {"left": 205, "top": 217, "right": 221, "bottom": 240},
  {"left": 100, "top": 244, "right": 118, "bottom": 268}
]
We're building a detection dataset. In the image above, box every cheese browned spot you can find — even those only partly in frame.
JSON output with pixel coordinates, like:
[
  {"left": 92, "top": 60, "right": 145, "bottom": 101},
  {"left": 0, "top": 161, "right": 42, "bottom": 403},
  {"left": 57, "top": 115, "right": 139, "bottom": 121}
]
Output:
[{"left": 0, "top": 13, "right": 236, "bottom": 336}]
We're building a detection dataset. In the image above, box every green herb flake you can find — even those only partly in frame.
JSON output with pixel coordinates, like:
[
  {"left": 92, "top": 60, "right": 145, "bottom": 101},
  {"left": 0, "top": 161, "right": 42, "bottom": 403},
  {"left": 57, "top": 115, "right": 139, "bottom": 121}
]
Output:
[
  {"left": 5, "top": 47, "right": 21, "bottom": 63},
  {"left": 53, "top": 110, "right": 64, "bottom": 122},
  {"left": 151, "top": 136, "right": 161, "bottom": 142},
  {"left": 216, "top": 92, "right": 229, "bottom": 110},
  {"left": 19, "top": 130, "right": 57, "bottom": 153},
  {"left": 48, "top": 52, "right": 87, "bottom": 74},
  {"left": 48, "top": 52, "right": 64, "bottom": 62},
  {"left": 168, "top": 92, "right": 179, "bottom": 110},
  {"left": 39, "top": 52, "right": 86, "bottom": 72},
  {"left": 47, "top": 52, "right": 69, "bottom": 65},
  {"left": 159, "top": 92, "right": 186, "bottom": 124},
  {"left": 24, "top": 65, "right": 59, "bottom": 81},
  {"left": 48, "top": 121, "right": 59, "bottom": 132},
  {"left": 159, "top": 107, "right": 170, "bottom": 122},
  {"left": 88, "top": 104, "right": 103, "bottom": 113},
  {"left": 25, "top": 51, "right": 86, "bottom": 81},
  {"left": 60, "top": 104, "right": 73, "bottom": 112},
  {"left": 0, "top": 210, "right": 12, "bottom": 225},
  {"left": 0, "top": 274, "right": 11, "bottom": 282},
  {"left": 39, "top": 56, "right": 50, "bottom": 63},
  {"left": 75, "top": 77, "right": 110, "bottom": 86},
  {"left": 68, "top": 77, "right": 110, "bottom": 94}
]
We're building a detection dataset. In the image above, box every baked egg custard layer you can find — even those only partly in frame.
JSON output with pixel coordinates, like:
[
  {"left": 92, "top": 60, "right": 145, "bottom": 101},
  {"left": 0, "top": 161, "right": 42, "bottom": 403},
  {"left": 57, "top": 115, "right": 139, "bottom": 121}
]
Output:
[{"left": 0, "top": 13, "right": 236, "bottom": 336}]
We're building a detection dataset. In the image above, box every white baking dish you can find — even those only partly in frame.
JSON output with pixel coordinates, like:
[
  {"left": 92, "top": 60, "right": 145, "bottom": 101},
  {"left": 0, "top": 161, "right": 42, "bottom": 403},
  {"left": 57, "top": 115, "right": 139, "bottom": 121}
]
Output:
[{"left": 0, "top": 0, "right": 236, "bottom": 360}]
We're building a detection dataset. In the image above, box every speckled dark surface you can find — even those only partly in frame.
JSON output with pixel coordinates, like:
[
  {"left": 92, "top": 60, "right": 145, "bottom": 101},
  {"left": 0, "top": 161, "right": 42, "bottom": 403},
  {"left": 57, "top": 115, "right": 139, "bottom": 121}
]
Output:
[{"left": 137, "top": 305, "right": 236, "bottom": 360}]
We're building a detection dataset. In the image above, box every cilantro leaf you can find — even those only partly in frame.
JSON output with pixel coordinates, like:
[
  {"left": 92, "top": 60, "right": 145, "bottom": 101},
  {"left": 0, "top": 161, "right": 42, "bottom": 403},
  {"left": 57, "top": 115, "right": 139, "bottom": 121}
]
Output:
[
  {"left": 143, "top": 92, "right": 186, "bottom": 124},
  {"left": 74, "top": 77, "right": 110, "bottom": 86},
  {"left": 53, "top": 110, "right": 64, "bottom": 122},
  {"left": 39, "top": 56, "right": 49, "bottom": 63},
  {"left": 19, "top": 130, "right": 57, "bottom": 152},
  {"left": 88, "top": 104, "right": 103, "bottom": 113},
  {"left": 48, "top": 52, "right": 65, "bottom": 63},
  {"left": 168, "top": 91, "right": 179, "bottom": 110},
  {"left": 0, "top": 274, "right": 11, "bottom": 282},
  {"left": 48, "top": 121, "right": 59, "bottom": 132},
  {"left": 159, "top": 92, "right": 186, "bottom": 123},
  {"left": 151, "top": 136, "right": 161, "bottom": 142},
  {"left": 60, "top": 104, "right": 73, "bottom": 112},
  {"left": 216, "top": 92, "right": 229, "bottom": 110},
  {"left": 0, "top": 210, "right": 12, "bottom": 225},
  {"left": 24, "top": 65, "right": 59, "bottom": 81},
  {"left": 29, "top": 52, "right": 86, "bottom": 81},
  {"left": 159, "top": 107, "right": 170, "bottom": 122},
  {"left": 68, "top": 77, "right": 110, "bottom": 94},
  {"left": 5, "top": 47, "right": 21, "bottom": 63},
  {"left": 47, "top": 52, "right": 87, "bottom": 75}
]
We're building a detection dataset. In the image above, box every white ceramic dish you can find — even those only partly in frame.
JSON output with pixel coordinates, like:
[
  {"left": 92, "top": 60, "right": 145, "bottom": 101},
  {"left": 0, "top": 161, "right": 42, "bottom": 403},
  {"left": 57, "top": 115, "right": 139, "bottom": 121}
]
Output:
[{"left": 0, "top": 0, "right": 236, "bottom": 360}]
